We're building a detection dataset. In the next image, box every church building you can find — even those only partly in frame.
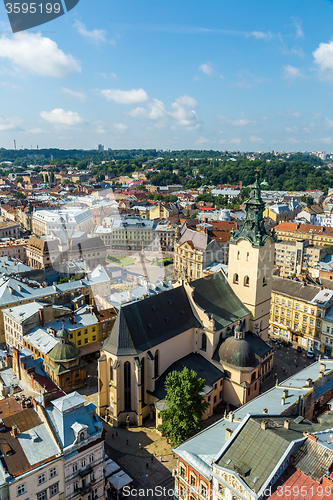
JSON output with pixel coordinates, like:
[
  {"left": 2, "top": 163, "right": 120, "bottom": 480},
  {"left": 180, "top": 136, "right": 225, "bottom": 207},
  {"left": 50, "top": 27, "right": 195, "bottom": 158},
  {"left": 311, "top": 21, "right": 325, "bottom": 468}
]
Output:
[{"left": 97, "top": 173, "right": 276, "bottom": 427}]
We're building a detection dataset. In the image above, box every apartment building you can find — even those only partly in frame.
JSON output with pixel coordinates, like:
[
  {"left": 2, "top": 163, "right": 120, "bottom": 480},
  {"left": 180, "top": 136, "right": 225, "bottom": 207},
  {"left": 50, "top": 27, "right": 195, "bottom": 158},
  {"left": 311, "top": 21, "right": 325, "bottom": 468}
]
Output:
[
  {"left": 45, "top": 392, "right": 105, "bottom": 500},
  {"left": 173, "top": 227, "right": 223, "bottom": 280},
  {"left": 0, "top": 221, "right": 20, "bottom": 239},
  {"left": 152, "top": 221, "right": 179, "bottom": 252},
  {"left": 94, "top": 217, "right": 156, "bottom": 250},
  {"left": 32, "top": 208, "right": 94, "bottom": 236},
  {"left": 0, "top": 397, "right": 64, "bottom": 500},
  {"left": 270, "top": 277, "right": 333, "bottom": 350},
  {"left": 275, "top": 221, "right": 333, "bottom": 247},
  {"left": 275, "top": 239, "right": 331, "bottom": 277}
]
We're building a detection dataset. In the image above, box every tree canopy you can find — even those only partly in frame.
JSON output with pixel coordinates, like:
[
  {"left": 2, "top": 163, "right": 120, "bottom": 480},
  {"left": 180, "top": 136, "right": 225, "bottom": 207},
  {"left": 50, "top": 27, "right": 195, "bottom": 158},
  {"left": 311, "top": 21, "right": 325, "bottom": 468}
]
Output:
[{"left": 158, "top": 367, "right": 209, "bottom": 445}]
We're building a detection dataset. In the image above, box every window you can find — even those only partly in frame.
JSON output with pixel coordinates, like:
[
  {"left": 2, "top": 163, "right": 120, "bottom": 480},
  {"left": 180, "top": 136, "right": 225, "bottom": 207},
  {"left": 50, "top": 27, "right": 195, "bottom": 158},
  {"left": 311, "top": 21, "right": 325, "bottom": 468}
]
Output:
[
  {"left": 201, "top": 333, "right": 207, "bottom": 351},
  {"left": 190, "top": 474, "right": 196, "bottom": 486},
  {"left": 180, "top": 465, "right": 186, "bottom": 478},
  {"left": 77, "top": 331, "right": 81, "bottom": 337},
  {"left": 276, "top": 298, "right": 279, "bottom": 304},
  {"left": 237, "top": 251, "right": 240, "bottom": 260},
  {"left": 73, "top": 463, "right": 78, "bottom": 473},
  {"left": 81, "top": 458, "right": 86, "bottom": 469},
  {"left": 89, "top": 453, "right": 94, "bottom": 464},
  {"left": 224, "top": 370, "right": 231, "bottom": 379},
  {"left": 92, "top": 335, "right": 96, "bottom": 341},
  {"left": 17, "top": 484, "right": 26, "bottom": 496},
  {"left": 79, "top": 431, "right": 85, "bottom": 442},
  {"left": 244, "top": 276, "right": 250, "bottom": 287},
  {"left": 154, "top": 350, "right": 159, "bottom": 378},
  {"left": 84, "top": 338, "right": 88, "bottom": 344},
  {"left": 38, "top": 474, "right": 46, "bottom": 485},
  {"left": 78, "top": 340, "right": 82, "bottom": 346},
  {"left": 49, "top": 484, "right": 58, "bottom": 497},
  {"left": 296, "top": 304, "right": 299, "bottom": 310},
  {"left": 74, "top": 481, "right": 79, "bottom": 492},
  {"left": 201, "top": 484, "right": 207, "bottom": 497},
  {"left": 37, "top": 491, "right": 47, "bottom": 500},
  {"left": 124, "top": 361, "right": 131, "bottom": 411},
  {"left": 295, "top": 313, "right": 299, "bottom": 320},
  {"left": 49, "top": 468, "right": 57, "bottom": 479},
  {"left": 263, "top": 276, "right": 267, "bottom": 286},
  {"left": 233, "top": 273, "right": 239, "bottom": 284}
]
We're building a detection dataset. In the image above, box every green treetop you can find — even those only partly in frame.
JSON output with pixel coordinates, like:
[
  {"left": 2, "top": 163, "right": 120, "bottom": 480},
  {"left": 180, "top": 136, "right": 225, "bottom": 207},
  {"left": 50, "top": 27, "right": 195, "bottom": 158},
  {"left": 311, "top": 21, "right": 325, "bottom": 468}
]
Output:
[{"left": 158, "top": 367, "right": 209, "bottom": 446}]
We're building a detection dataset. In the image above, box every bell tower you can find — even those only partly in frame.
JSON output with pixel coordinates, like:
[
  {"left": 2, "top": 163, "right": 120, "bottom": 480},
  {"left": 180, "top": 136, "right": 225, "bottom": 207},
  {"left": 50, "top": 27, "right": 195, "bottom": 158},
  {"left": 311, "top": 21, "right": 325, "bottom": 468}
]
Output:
[{"left": 228, "top": 170, "right": 276, "bottom": 341}]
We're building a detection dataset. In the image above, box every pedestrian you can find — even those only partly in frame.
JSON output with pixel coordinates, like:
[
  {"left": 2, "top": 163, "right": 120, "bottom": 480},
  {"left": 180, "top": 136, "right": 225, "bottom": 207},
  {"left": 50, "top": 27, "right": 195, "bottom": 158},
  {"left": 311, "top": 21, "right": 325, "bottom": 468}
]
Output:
[
  {"left": 111, "top": 433, "right": 114, "bottom": 439},
  {"left": 139, "top": 442, "right": 142, "bottom": 450},
  {"left": 151, "top": 455, "right": 154, "bottom": 463},
  {"left": 146, "top": 462, "right": 149, "bottom": 469},
  {"left": 126, "top": 439, "right": 129, "bottom": 446}
]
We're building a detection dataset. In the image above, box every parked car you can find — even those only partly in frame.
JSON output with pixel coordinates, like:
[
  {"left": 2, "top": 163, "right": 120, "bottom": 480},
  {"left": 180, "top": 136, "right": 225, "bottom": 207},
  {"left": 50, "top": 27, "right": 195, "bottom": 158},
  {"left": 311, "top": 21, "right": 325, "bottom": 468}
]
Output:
[
  {"left": 277, "top": 338, "right": 283, "bottom": 345},
  {"left": 296, "top": 346, "right": 302, "bottom": 353},
  {"left": 307, "top": 350, "right": 314, "bottom": 359}
]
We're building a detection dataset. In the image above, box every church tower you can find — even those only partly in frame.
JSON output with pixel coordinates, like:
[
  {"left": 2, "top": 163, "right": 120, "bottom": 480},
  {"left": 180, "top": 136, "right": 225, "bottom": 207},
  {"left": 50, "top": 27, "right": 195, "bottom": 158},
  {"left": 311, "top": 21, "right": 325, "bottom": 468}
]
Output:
[{"left": 227, "top": 170, "right": 276, "bottom": 341}]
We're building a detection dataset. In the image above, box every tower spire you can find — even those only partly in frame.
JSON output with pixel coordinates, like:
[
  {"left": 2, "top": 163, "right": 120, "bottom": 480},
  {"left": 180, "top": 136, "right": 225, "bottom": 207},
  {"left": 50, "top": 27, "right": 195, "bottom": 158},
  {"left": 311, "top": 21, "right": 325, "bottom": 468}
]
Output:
[{"left": 230, "top": 169, "right": 276, "bottom": 247}]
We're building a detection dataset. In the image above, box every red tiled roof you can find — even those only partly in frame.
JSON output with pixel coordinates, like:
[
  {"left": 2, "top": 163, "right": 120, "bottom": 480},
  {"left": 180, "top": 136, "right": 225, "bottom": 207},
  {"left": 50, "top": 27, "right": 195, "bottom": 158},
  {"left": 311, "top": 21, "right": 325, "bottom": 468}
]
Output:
[
  {"left": 268, "top": 467, "right": 333, "bottom": 500},
  {"left": 276, "top": 221, "right": 333, "bottom": 237}
]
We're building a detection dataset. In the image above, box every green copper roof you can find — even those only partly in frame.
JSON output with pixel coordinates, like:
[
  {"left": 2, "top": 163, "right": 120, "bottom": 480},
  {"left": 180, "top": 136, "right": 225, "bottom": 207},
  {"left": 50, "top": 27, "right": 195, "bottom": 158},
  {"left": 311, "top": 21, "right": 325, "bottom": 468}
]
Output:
[
  {"left": 230, "top": 171, "right": 276, "bottom": 247},
  {"left": 48, "top": 340, "right": 81, "bottom": 363}
]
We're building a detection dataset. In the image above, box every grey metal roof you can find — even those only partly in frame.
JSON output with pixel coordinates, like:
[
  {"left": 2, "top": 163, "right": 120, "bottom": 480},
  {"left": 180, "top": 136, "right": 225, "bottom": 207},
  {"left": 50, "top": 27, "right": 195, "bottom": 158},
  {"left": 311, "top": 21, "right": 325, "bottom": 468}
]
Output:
[
  {"left": 103, "top": 286, "right": 200, "bottom": 356},
  {"left": 272, "top": 277, "right": 321, "bottom": 302},
  {"left": 190, "top": 271, "right": 249, "bottom": 330},
  {"left": 294, "top": 438, "right": 333, "bottom": 482},
  {"left": 151, "top": 353, "right": 223, "bottom": 400},
  {"left": 216, "top": 418, "right": 294, "bottom": 493},
  {"left": 178, "top": 227, "right": 211, "bottom": 251},
  {"left": 17, "top": 423, "right": 60, "bottom": 466}
]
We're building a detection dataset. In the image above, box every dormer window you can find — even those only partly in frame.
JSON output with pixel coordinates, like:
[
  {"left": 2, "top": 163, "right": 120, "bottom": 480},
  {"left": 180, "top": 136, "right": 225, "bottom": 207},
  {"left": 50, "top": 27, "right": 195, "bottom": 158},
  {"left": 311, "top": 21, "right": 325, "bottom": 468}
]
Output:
[{"left": 79, "top": 431, "right": 85, "bottom": 441}]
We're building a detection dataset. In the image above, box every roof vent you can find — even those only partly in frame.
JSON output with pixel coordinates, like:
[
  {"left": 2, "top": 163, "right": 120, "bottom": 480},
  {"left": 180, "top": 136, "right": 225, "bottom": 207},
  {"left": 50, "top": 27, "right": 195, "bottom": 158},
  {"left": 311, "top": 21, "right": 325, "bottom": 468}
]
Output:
[{"left": 262, "top": 408, "right": 268, "bottom": 413}]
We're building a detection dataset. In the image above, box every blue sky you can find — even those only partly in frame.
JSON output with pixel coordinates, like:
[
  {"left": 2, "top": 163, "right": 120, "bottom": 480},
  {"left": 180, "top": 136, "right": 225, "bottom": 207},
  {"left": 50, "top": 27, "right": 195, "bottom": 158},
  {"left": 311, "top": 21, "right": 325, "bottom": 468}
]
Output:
[{"left": 1, "top": 0, "right": 333, "bottom": 151}]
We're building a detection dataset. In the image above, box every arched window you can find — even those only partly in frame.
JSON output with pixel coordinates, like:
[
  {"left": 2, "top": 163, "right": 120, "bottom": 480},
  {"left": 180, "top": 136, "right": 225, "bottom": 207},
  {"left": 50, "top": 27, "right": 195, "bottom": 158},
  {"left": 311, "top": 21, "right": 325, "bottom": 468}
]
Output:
[
  {"left": 246, "top": 252, "right": 249, "bottom": 261},
  {"left": 201, "top": 333, "right": 207, "bottom": 351},
  {"left": 124, "top": 361, "right": 131, "bottom": 411},
  {"left": 110, "top": 360, "right": 113, "bottom": 381},
  {"left": 141, "top": 357, "right": 145, "bottom": 406},
  {"left": 79, "top": 431, "right": 85, "bottom": 442},
  {"left": 233, "top": 273, "right": 239, "bottom": 284},
  {"left": 263, "top": 276, "right": 267, "bottom": 286},
  {"left": 237, "top": 251, "right": 240, "bottom": 260},
  {"left": 154, "top": 350, "right": 159, "bottom": 378},
  {"left": 244, "top": 276, "right": 250, "bottom": 287}
]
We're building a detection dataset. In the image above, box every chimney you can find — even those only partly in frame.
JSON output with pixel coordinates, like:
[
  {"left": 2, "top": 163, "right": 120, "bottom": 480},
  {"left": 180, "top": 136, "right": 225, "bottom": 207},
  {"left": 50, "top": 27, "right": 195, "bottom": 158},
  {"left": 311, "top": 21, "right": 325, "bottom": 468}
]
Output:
[
  {"left": 261, "top": 420, "right": 268, "bottom": 430},
  {"left": 308, "top": 434, "right": 318, "bottom": 443},
  {"left": 283, "top": 389, "right": 289, "bottom": 399},
  {"left": 305, "top": 378, "right": 313, "bottom": 387},
  {"left": 262, "top": 408, "right": 268, "bottom": 414},
  {"left": 281, "top": 397, "right": 285, "bottom": 405},
  {"left": 53, "top": 284, "right": 56, "bottom": 291},
  {"left": 225, "top": 428, "right": 233, "bottom": 440},
  {"left": 228, "top": 412, "right": 234, "bottom": 422},
  {"left": 11, "top": 425, "right": 18, "bottom": 437},
  {"left": 284, "top": 419, "right": 291, "bottom": 430},
  {"left": 320, "top": 363, "right": 326, "bottom": 373},
  {"left": 39, "top": 308, "right": 44, "bottom": 327}
]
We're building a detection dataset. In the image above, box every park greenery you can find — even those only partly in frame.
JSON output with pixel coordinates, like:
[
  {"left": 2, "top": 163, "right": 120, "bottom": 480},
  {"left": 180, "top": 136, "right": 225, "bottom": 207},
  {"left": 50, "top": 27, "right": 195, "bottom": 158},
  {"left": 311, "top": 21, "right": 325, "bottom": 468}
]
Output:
[
  {"left": 0, "top": 148, "right": 331, "bottom": 193},
  {"left": 158, "top": 367, "right": 209, "bottom": 446}
]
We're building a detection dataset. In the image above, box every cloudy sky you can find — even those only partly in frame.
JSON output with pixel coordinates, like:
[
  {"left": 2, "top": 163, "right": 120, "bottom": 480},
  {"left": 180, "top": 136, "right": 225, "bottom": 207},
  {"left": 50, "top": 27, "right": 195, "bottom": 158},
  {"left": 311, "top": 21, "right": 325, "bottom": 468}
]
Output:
[{"left": 1, "top": 0, "right": 333, "bottom": 151}]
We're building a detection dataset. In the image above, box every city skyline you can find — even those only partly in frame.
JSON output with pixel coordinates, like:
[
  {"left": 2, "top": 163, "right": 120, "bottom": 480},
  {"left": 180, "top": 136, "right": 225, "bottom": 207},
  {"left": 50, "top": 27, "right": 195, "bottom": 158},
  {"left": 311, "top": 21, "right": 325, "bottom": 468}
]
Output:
[{"left": 1, "top": 0, "right": 333, "bottom": 151}]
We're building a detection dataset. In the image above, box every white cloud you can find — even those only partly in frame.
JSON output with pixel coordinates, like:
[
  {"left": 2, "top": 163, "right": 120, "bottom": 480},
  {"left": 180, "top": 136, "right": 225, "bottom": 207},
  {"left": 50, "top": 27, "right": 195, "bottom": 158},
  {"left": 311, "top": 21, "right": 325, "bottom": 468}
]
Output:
[
  {"left": 0, "top": 115, "right": 23, "bottom": 131},
  {"left": 249, "top": 136, "right": 263, "bottom": 142},
  {"left": 113, "top": 123, "right": 128, "bottom": 132},
  {"left": 250, "top": 31, "right": 274, "bottom": 41},
  {"left": 219, "top": 115, "right": 252, "bottom": 127},
  {"left": 230, "top": 138, "right": 241, "bottom": 144},
  {"left": 313, "top": 40, "right": 333, "bottom": 76},
  {"left": 291, "top": 18, "right": 304, "bottom": 39},
  {"left": 129, "top": 94, "right": 200, "bottom": 130},
  {"left": 199, "top": 62, "right": 214, "bottom": 76},
  {"left": 0, "top": 32, "right": 81, "bottom": 77},
  {"left": 285, "top": 126, "right": 299, "bottom": 133},
  {"left": 40, "top": 109, "right": 83, "bottom": 127},
  {"left": 196, "top": 136, "right": 210, "bottom": 144},
  {"left": 283, "top": 65, "right": 305, "bottom": 80},
  {"left": 74, "top": 20, "right": 108, "bottom": 44},
  {"left": 27, "top": 127, "right": 47, "bottom": 134},
  {"left": 62, "top": 88, "right": 87, "bottom": 102},
  {"left": 98, "top": 88, "right": 149, "bottom": 104},
  {"left": 325, "top": 118, "right": 333, "bottom": 128},
  {"left": 320, "top": 137, "right": 333, "bottom": 144}
]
